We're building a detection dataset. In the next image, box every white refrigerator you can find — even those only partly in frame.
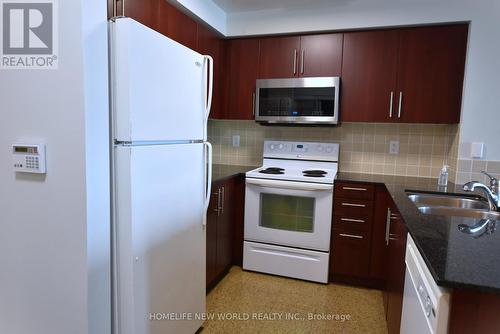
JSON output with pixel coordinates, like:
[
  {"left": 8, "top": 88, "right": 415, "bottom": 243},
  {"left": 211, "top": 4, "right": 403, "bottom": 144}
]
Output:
[{"left": 109, "top": 18, "right": 213, "bottom": 334}]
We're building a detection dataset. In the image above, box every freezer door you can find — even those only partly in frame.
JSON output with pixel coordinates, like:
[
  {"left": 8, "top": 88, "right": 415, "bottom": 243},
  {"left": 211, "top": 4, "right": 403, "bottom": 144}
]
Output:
[
  {"left": 111, "top": 18, "right": 207, "bottom": 142},
  {"left": 114, "top": 143, "right": 206, "bottom": 334}
]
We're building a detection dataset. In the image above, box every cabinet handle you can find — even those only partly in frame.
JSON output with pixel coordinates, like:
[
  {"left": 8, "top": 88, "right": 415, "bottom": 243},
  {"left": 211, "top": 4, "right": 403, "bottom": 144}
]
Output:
[
  {"left": 342, "top": 186, "right": 367, "bottom": 192},
  {"left": 339, "top": 233, "right": 363, "bottom": 240},
  {"left": 385, "top": 208, "right": 391, "bottom": 246},
  {"left": 389, "top": 91, "right": 394, "bottom": 118},
  {"left": 252, "top": 92, "right": 256, "bottom": 116},
  {"left": 215, "top": 188, "right": 222, "bottom": 216},
  {"left": 220, "top": 186, "right": 225, "bottom": 215},
  {"left": 293, "top": 49, "right": 298, "bottom": 75},
  {"left": 340, "top": 218, "right": 365, "bottom": 223},
  {"left": 398, "top": 91, "right": 403, "bottom": 118},
  {"left": 300, "top": 49, "right": 305, "bottom": 74},
  {"left": 341, "top": 202, "right": 366, "bottom": 208}
]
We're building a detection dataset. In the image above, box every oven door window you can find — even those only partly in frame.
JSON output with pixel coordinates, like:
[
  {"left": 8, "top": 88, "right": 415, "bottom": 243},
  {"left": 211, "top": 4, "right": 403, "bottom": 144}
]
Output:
[{"left": 259, "top": 193, "right": 315, "bottom": 233}]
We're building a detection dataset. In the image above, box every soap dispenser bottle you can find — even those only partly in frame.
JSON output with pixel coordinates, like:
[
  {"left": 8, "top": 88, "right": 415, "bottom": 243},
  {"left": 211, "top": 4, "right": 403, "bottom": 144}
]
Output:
[{"left": 438, "top": 165, "right": 449, "bottom": 186}]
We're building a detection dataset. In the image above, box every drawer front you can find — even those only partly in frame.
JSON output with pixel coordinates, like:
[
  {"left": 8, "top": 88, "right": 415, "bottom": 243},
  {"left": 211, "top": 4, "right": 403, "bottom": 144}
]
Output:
[
  {"left": 333, "top": 215, "right": 372, "bottom": 233},
  {"left": 334, "top": 198, "right": 374, "bottom": 218},
  {"left": 331, "top": 227, "right": 370, "bottom": 277},
  {"left": 335, "top": 182, "right": 375, "bottom": 200},
  {"left": 243, "top": 241, "right": 330, "bottom": 283}
]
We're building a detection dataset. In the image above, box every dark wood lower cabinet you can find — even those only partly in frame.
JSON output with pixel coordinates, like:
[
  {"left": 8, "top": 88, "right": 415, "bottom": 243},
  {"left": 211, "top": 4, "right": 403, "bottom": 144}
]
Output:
[
  {"left": 384, "top": 203, "right": 407, "bottom": 334},
  {"left": 206, "top": 179, "right": 233, "bottom": 291},
  {"left": 331, "top": 226, "right": 370, "bottom": 278},
  {"left": 206, "top": 187, "right": 219, "bottom": 286},
  {"left": 231, "top": 175, "right": 246, "bottom": 266},
  {"left": 206, "top": 175, "right": 245, "bottom": 292},
  {"left": 448, "top": 289, "right": 500, "bottom": 334},
  {"left": 332, "top": 181, "right": 407, "bottom": 333},
  {"left": 330, "top": 181, "right": 375, "bottom": 284}
]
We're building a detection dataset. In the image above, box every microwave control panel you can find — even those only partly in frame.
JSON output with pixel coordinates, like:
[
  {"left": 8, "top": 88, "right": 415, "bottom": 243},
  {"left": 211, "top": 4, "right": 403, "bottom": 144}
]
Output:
[{"left": 12, "top": 144, "right": 46, "bottom": 174}]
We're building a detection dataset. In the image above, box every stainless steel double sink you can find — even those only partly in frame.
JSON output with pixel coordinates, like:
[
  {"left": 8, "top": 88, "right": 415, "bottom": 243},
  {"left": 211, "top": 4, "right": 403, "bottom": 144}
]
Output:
[{"left": 406, "top": 192, "right": 500, "bottom": 221}]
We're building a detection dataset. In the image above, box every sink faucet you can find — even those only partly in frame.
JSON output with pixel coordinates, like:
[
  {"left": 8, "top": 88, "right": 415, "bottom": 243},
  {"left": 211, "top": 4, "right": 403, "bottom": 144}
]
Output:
[{"left": 463, "top": 171, "right": 500, "bottom": 211}]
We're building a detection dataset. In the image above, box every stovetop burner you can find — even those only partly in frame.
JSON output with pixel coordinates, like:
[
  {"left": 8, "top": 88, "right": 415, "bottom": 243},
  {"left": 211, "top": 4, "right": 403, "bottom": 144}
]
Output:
[
  {"left": 259, "top": 167, "right": 285, "bottom": 175},
  {"left": 302, "top": 170, "right": 327, "bottom": 178},
  {"left": 303, "top": 170, "right": 327, "bottom": 175}
]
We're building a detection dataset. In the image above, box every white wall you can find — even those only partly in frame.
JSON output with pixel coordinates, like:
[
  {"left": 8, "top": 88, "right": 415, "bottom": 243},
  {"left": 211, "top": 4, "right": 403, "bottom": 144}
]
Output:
[
  {"left": 0, "top": 0, "right": 110, "bottom": 333},
  {"left": 170, "top": 0, "right": 227, "bottom": 34},
  {"left": 223, "top": 0, "right": 500, "bottom": 160}
]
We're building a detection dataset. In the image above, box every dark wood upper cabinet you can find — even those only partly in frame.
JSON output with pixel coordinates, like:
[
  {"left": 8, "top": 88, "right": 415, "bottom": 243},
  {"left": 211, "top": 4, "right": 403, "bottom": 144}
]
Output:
[
  {"left": 342, "top": 24, "right": 467, "bottom": 124},
  {"left": 157, "top": 1, "right": 198, "bottom": 50},
  {"left": 396, "top": 25, "right": 468, "bottom": 123},
  {"left": 259, "top": 36, "right": 301, "bottom": 78},
  {"left": 259, "top": 34, "right": 342, "bottom": 79},
  {"left": 341, "top": 30, "right": 400, "bottom": 122},
  {"left": 196, "top": 24, "right": 223, "bottom": 119},
  {"left": 225, "top": 38, "right": 260, "bottom": 120},
  {"left": 299, "top": 33, "right": 343, "bottom": 77},
  {"left": 114, "top": 0, "right": 158, "bottom": 30}
]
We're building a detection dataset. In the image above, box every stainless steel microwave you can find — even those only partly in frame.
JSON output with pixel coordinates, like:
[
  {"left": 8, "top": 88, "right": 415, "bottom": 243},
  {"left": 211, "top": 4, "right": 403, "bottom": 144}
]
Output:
[{"left": 255, "top": 77, "right": 340, "bottom": 125}]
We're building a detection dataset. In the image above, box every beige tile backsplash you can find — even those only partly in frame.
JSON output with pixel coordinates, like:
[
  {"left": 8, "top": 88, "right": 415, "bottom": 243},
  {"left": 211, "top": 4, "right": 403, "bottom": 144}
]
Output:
[
  {"left": 208, "top": 120, "right": 460, "bottom": 182},
  {"left": 456, "top": 159, "right": 500, "bottom": 185}
]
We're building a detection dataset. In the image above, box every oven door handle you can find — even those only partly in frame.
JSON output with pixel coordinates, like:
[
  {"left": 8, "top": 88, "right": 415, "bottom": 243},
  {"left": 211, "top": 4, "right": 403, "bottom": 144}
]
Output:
[{"left": 246, "top": 178, "right": 333, "bottom": 191}]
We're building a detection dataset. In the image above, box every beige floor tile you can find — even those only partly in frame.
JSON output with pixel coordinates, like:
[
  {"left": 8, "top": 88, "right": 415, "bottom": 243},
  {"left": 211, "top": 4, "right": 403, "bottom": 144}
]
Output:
[{"left": 202, "top": 267, "right": 388, "bottom": 334}]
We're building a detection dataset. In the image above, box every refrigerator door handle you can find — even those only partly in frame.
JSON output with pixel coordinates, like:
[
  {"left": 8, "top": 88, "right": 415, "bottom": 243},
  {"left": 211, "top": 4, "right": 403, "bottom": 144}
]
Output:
[
  {"left": 203, "top": 142, "right": 213, "bottom": 224},
  {"left": 203, "top": 55, "right": 213, "bottom": 140}
]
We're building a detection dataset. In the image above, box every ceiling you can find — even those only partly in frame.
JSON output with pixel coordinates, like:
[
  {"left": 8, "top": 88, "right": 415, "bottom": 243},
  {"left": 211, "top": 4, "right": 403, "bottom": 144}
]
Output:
[{"left": 212, "top": 0, "right": 354, "bottom": 13}]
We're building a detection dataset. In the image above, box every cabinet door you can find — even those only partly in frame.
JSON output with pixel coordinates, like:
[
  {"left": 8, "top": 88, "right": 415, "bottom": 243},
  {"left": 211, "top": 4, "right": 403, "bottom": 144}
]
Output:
[
  {"left": 396, "top": 25, "right": 468, "bottom": 123},
  {"left": 216, "top": 180, "right": 233, "bottom": 275},
  {"left": 225, "top": 39, "right": 260, "bottom": 120},
  {"left": 259, "top": 36, "right": 301, "bottom": 78},
  {"left": 299, "top": 34, "right": 343, "bottom": 77},
  {"left": 370, "top": 186, "right": 390, "bottom": 280},
  {"left": 157, "top": 1, "right": 198, "bottom": 50},
  {"left": 385, "top": 207, "right": 407, "bottom": 334},
  {"left": 118, "top": 0, "right": 158, "bottom": 30},
  {"left": 341, "top": 30, "right": 399, "bottom": 122},
  {"left": 197, "top": 24, "right": 223, "bottom": 119},
  {"left": 206, "top": 185, "right": 220, "bottom": 289},
  {"left": 331, "top": 227, "right": 370, "bottom": 277}
]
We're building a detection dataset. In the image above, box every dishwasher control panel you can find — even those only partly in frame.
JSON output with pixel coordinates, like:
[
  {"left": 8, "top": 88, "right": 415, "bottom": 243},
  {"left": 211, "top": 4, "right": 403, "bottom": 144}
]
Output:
[{"left": 12, "top": 144, "right": 46, "bottom": 174}]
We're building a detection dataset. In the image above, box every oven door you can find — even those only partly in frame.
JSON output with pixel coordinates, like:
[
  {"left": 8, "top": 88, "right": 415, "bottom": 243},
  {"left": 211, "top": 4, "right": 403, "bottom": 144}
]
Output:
[{"left": 244, "top": 178, "right": 333, "bottom": 251}]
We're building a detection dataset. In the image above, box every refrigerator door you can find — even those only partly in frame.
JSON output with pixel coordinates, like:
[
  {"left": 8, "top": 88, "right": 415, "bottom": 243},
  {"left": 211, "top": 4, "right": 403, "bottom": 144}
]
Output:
[
  {"left": 114, "top": 143, "right": 206, "bottom": 334},
  {"left": 110, "top": 18, "right": 211, "bottom": 142}
]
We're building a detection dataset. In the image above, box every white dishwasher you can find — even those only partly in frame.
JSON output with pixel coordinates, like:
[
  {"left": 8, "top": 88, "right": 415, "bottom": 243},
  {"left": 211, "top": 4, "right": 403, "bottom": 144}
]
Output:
[{"left": 400, "top": 234, "right": 450, "bottom": 334}]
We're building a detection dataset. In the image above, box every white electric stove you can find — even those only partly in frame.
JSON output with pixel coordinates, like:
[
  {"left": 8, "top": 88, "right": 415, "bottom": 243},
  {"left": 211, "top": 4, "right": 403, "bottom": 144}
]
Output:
[{"left": 243, "top": 140, "right": 339, "bottom": 283}]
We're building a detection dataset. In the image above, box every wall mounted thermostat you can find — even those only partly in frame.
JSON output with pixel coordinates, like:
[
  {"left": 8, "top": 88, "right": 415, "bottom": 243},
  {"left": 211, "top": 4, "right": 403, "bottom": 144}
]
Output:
[{"left": 12, "top": 144, "right": 46, "bottom": 174}]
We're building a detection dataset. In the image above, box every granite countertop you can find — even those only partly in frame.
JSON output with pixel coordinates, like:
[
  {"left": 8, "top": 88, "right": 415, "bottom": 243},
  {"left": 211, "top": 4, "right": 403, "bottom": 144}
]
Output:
[
  {"left": 212, "top": 164, "right": 257, "bottom": 182},
  {"left": 337, "top": 172, "right": 500, "bottom": 294}
]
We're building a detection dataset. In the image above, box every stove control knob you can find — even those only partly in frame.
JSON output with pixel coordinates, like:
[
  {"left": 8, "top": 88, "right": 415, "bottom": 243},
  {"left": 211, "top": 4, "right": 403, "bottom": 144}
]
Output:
[
  {"left": 269, "top": 144, "right": 275, "bottom": 150},
  {"left": 326, "top": 146, "right": 333, "bottom": 153},
  {"left": 278, "top": 144, "right": 284, "bottom": 150}
]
